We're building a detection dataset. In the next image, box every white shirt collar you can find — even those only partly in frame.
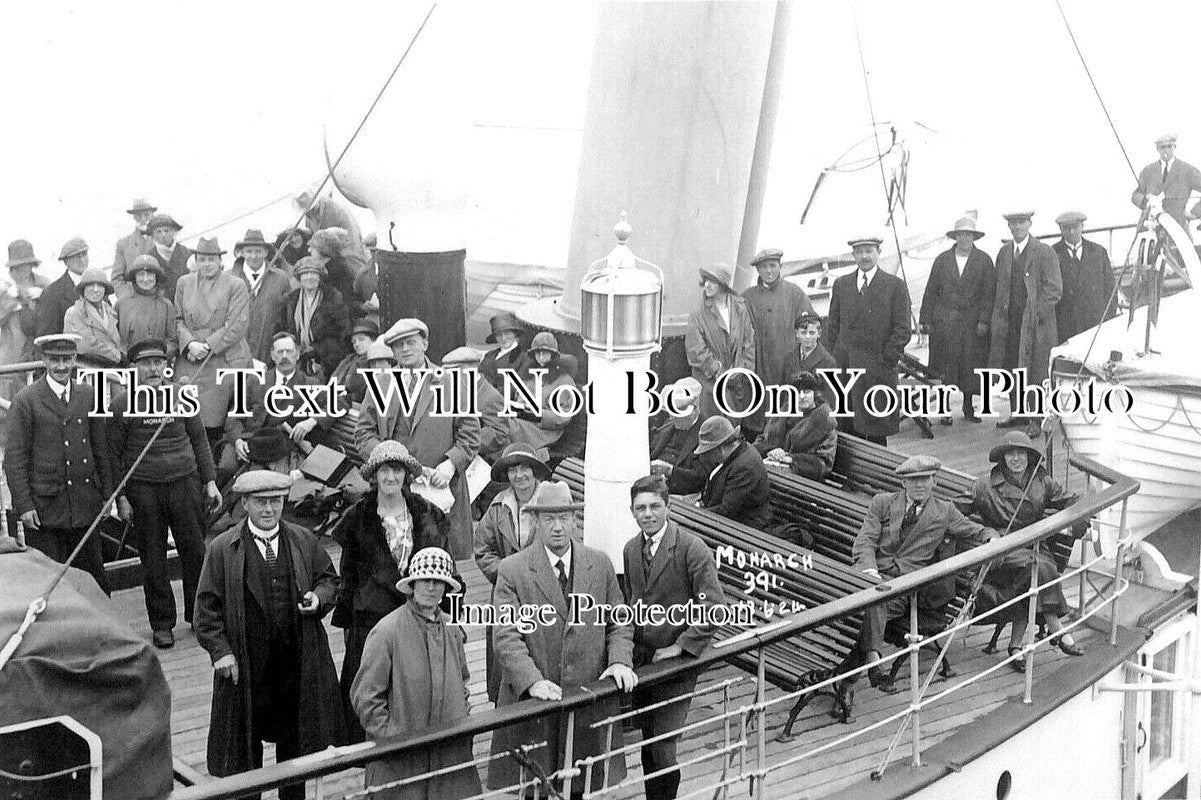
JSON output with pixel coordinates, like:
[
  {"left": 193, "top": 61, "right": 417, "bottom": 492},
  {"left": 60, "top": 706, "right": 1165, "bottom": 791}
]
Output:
[
  {"left": 248, "top": 521, "right": 280, "bottom": 539},
  {"left": 45, "top": 374, "right": 71, "bottom": 399},
  {"left": 1163, "top": 157, "right": 1176, "bottom": 173},
  {"left": 1013, "top": 237, "right": 1029, "bottom": 255},
  {"left": 546, "top": 544, "right": 572, "bottom": 575},
  {"left": 496, "top": 341, "right": 518, "bottom": 358},
  {"left": 244, "top": 263, "right": 265, "bottom": 281},
  {"left": 275, "top": 368, "right": 295, "bottom": 386},
  {"left": 66, "top": 270, "right": 83, "bottom": 286},
  {"left": 155, "top": 242, "right": 175, "bottom": 260},
  {"left": 643, "top": 523, "right": 668, "bottom": 557},
  {"left": 857, "top": 265, "right": 878, "bottom": 286}
]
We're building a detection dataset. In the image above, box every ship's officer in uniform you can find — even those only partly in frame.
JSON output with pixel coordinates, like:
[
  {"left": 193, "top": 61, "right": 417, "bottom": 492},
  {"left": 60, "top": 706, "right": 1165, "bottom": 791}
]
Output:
[
  {"left": 3, "top": 332, "right": 115, "bottom": 592},
  {"left": 1131, "top": 133, "right": 1201, "bottom": 236}
]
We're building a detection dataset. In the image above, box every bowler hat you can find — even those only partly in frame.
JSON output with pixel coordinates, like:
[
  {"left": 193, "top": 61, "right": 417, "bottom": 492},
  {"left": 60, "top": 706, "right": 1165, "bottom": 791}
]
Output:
[
  {"left": 946, "top": 217, "right": 985, "bottom": 240},
  {"left": 58, "top": 238, "right": 88, "bottom": 261},
  {"left": 247, "top": 428, "right": 291, "bottom": 465},
  {"left": 490, "top": 443, "right": 551, "bottom": 483},
  {"left": 529, "top": 331, "right": 559, "bottom": 355},
  {"left": 486, "top": 311, "right": 524, "bottom": 344},
  {"left": 524, "top": 480, "right": 583, "bottom": 514},
  {"left": 989, "top": 431, "right": 1043, "bottom": 464},
  {"left": 5, "top": 240, "right": 40, "bottom": 270},
  {"left": 382, "top": 317, "right": 429, "bottom": 344},
  {"left": 34, "top": 333, "right": 81, "bottom": 355},
  {"left": 896, "top": 454, "right": 942, "bottom": 478},
  {"left": 128, "top": 338, "right": 169, "bottom": 362},
  {"left": 694, "top": 416, "right": 739, "bottom": 455},
  {"left": 847, "top": 236, "right": 884, "bottom": 249},
  {"left": 750, "top": 248, "right": 784, "bottom": 267},
  {"left": 193, "top": 237, "right": 226, "bottom": 257},
  {"left": 232, "top": 469, "right": 293, "bottom": 497},
  {"left": 362, "top": 440, "right": 424, "bottom": 483},
  {"left": 699, "top": 263, "right": 736, "bottom": 293},
  {"left": 1055, "top": 211, "right": 1087, "bottom": 226},
  {"left": 76, "top": 267, "right": 113, "bottom": 296},
  {"left": 396, "top": 547, "right": 461, "bottom": 595},
  {"left": 146, "top": 214, "right": 182, "bottom": 233},
  {"left": 127, "top": 198, "right": 158, "bottom": 215}
]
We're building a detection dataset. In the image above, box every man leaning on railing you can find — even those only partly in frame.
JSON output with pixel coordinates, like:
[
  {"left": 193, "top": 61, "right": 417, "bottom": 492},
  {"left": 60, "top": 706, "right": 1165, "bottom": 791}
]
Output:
[{"left": 852, "top": 455, "right": 997, "bottom": 692}]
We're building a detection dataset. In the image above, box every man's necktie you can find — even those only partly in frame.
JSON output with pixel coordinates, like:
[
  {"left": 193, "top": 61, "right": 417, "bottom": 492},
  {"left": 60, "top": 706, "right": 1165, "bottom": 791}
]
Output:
[
  {"left": 901, "top": 502, "right": 920, "bottom": 533},
  {"left": 643, "top": 535, "right": 655, "bottom": 567},
  {"left": 59, "top": 388, "right": 68, "bottom": 406},
  {"left": 260, "top": 535, "right": 278, "bottom": 568},
  {"left": 557, "top": 559, "right": 570, "bottom": 602},
  {"left": 1163, "top": 162, "right": 1170, "bottom": 184},
  {"left": 860, "top": 273, "right": 868, "bottom": 294},
  {"left": 250, "top": 272, "right": 261, "bottom": 296}
]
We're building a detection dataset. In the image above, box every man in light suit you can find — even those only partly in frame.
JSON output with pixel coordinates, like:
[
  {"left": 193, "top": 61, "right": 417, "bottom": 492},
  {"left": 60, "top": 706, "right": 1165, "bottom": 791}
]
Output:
[
  {"left": 112, "top": 197, "right": 156, "bottom": 298},
  {"left": 355, "top": 317, "right": 480, "bottom": 559},
  {"left": 230, "top": 229, "right": 291, "bottom": 363},
  {"left": 1052, "top": 211, "right": 1116, "bottom": 343},
  {"left": 623, "top": 474, "right": 724, "bottom": 800},
  {"left": 988, "top": 211, "right": 1062, "bottom": 436},
  {"left": 826, "top": 236, "right": 912, "bottom": 446},
  {"left": 1131, "top": 134, "right": 1201, "bottom": 236},
  {"left": 488, "top": 481, "right": 637, "bottom": 799},
  {"left": 852, "top": 456, "right": 995, "bottom": 691}
]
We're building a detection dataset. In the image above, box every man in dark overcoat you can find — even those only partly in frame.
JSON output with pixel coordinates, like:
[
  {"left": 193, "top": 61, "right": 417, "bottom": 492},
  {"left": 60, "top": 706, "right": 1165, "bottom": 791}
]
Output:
[
  {"left": 230, "top": 229, "right": 292, "bottom": 363},
  {"left": 649, "top": 378, "right": 708, "bottom": 496},
  {"left": 144, "top": 214, "right": 193, "bottom": 302},
  {"left": 623, "top": 475, "right": 724, "bottom": 800},
  {"left": 827, "top": 236, "right": 912, "bottom": 445},
  {"left": 489, "top": 481, "right": 636, "bottom": 799},
  {"left": 694, "top": 416, "right": 771, "bottom": 531},
  {"left": 988, "top": 211, "right": 1061, "bottom": 436},
  {"left": 1052, "top": 211, "right": 1116, "bottom": 342},
  {"left": 781, "top": 311, "right": 838, "bottom": 408},
  {"left": 194, "top": 469, "right": 345, "bottom": 800},
  {"left": 919, "top": 218, "right": 996, "bottom": 423},
  {"left": 35, "top": 238, "right": 90, "bottom": 338},
  {"left": 851, "top": 456, "right": 995, "bottom": 691},
  {"left": 3, "top": 333, "right": 114, "bottom": 591}
]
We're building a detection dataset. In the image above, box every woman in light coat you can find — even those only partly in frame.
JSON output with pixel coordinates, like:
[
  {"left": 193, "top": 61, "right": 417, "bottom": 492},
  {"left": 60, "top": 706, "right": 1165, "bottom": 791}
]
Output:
[
  {"left": 685, "top": 263, "right": 756, "bottom": 421},
  {"left": 63, "top": 267, "right": 123, "bottom": 366}
]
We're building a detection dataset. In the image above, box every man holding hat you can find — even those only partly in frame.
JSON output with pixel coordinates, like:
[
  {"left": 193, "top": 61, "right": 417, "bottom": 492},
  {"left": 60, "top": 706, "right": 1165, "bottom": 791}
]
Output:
[
  {"left": 194, "top": 469, "right": 345, "bottom": 799},
  {"left": 694, "top": 415, "right": 772, "bottom": 530},
  {"left": 357, "top": 316, "right": 481, "bottom": 559},
  {"left": 3, "top": 333, "right": 115, "bottom": 592},
  {"left": 988, "top": 212, "right": 1061, "bottom": 435},
  {"left": 920, "top": 218, "right": 996, "bottom": 423},
  {"left": 1052, "top": 211, "right": 1116, "bottom": 342},
  {"left": 107, "top": 338, "right": 220, "bottom": 648},
  {"left": 473, "top": 442, "right": 550, "bottom": 702},
  {"left": 35, "top": 237, "right": 91, "bottom": 339},
  {"left": 232, "top": 229, "right": 291, "bottom": 363},
  {"left": 111, "top": 198, "right": 157, "bottom": 298},
  {"left": 1131, "top": 134, "right": 1201, "bottom": 235},
  {"left": 827, "top": 236, "right": 912, "bottom": 445},
  {"left": 686, "top": 262, "right": 757, "bottom": 423},
  {"left": 142, "top": 214, "right": 191, "bottom": 301},
  {"left": 649, "top": 377, "right": 708, "bottom": 495},
  {"left": 742, "top": 247, "right": 815, "bottom": 415},
  {"left": 489, "top": 480, "right": 637, "bottom": 797},
  {"left": 0, "top": 240, "right": 49, "bottom": 401},
  {"left": 478, "top": 310, "right": 527, "bottom": 390},
  {"left": 851, "top": 455, "right": 996, "bottom": 691}
]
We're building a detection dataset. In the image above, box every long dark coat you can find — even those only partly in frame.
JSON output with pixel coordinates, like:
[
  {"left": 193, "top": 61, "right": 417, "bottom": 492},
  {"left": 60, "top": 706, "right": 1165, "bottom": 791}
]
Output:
[
  {"left": 742, "top": 279, "right": 815, "bottom": 386},
  {"left": 700, "top": 440, "right": 772, "bottom": 530},
  {"left": 489, "top": 542, "right": 634, "bottom": 790},
  {"left": 685, "top": 294, "right": 756, "bottom": 421},
  {"left": 351, "top": 604, "right": 481, "bottom": 800},
  {"left": 193, "top": 520, "right": 346, "bottom": 777},
  {"left": 781, "top": 342, "right": 838, "bottom": 407},
  {"left": 230, "top": 265, "right": 292, "bottom": 363},
  {"left": 34, "top": 272, "right": 77, "bottom": 338},
  {"left": 919, "top": 246, "right": 995, "bottom": 392},
  {"left": 1052, "top": 239, "right": 1116, "bottom": 342},
  {"left": 988, "top": 239, "right": 1061, "bottom": 385},
  {"left": 827, "top": 270, "right": 912, "bottom": 438},
  {"left": 149, "top": 244, "right": 193, "bottom": 302},
  {"left": 280, "top": 285, "right": 351, "bottom": 378}
]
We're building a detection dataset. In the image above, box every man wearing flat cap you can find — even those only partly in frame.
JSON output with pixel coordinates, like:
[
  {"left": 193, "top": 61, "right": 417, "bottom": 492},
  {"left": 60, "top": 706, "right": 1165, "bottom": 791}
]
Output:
[
  {"left": 742, "top": 247, "right": 815, "bottom": 440},
  {"left": 106, "top": 338, "right": 221, "bottom": 648},
  {"left": 1131, "top": 134, "right": 1201, "bottom": 236},
  {"left": 111, "top": 198, "right": 157, "bottom": 299},
  {"left": 357, "top": 316, "right": 481, "bottom": 559},
  {"left": 827, "top": 236, "right": 912, "bottom": 445},
  {"left": 35, "top": 237, "right": 91, "bottom": 339},
  {"left": 194, "top": 469, "right": 345, "bottom": 799},
  {"left": 231, "top": 229, "right": 291, "bottom": 363},
  {"left": 1052, "top": 211, "right": 1116, "bottom": 342},
  {"left": 920, "top": 218, "right": 996, "bottom": 423},
  {"left": 851, "top": 455, "right": 995, "bottom": 692},
  {"left": 2, "top": 333, "right": 115, "bottom": 592},
  {"left": 489, "top": 480, "right": 637, "bottom": 797},
  {"left": 988, "top": 212, "right": 1061, "bottom": 435}
]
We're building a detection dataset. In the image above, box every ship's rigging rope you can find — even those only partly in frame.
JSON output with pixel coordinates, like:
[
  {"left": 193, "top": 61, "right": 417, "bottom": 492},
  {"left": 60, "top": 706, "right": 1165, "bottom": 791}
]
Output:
[{"left": 0, "top": 2, "right": 440, "bottom": 675}]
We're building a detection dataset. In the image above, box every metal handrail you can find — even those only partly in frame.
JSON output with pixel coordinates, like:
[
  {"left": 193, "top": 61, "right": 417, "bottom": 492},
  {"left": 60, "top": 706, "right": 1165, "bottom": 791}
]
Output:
[{"left": 170, "top": 453, "right": 1137, "bottom": 800}]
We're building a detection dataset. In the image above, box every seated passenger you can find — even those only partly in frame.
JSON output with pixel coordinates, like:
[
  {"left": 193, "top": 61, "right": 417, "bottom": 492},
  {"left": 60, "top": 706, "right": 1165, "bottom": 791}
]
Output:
[
  {"left": 853, "top": 455, "right": 995, "bottom": 692},
  {"left": 505, "top": 331, "right": 576, "bottom": 452},
  {"left": 649, "top": 377, "right": 708, "bottom": 496},
  {"left": 694, "top": 416, "right": 771, "bottom": 530},
  {"left": 755, "top": 371, "right": 837, "bottom": 479}
]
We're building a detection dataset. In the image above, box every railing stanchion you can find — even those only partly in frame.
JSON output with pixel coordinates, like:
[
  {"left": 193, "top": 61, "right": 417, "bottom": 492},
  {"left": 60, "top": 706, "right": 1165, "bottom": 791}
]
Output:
[
  {"left": 599, "top": 715, "right": 617, "bottom": 797},
  {"left": 1111, "top": 499, "right": 1129, "bottom": 646},
  {"left": 1024, "top": 548, "right": 1038, "bottom": 704},
  {"left": 562, "top": 710, "right": 576, "bottom": 800},
  {"left": 720, "top": 681, "right": 734, "bottom": 800},
  {"left": 908, "top": 591, "right": 922, "bottom": 766},
  {"left": 755, "top": 646, "right": 767, "bottom": 798}
]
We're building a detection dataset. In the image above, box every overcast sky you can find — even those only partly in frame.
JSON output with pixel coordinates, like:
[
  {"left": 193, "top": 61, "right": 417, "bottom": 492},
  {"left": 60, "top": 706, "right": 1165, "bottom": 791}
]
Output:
[{"left": 3, "top": 0, "right": 1199, "bottom": 277}]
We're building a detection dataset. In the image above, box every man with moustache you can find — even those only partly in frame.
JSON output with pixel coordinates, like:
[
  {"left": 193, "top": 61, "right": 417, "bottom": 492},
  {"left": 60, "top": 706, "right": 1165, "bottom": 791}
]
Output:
[
  {"left": 112, "top": 198, "right": 156, "bottom": 298},
  {"left": 1052, "top": 211, "right": 1116, "bottom": 342},
  {"left": 107, "top": 338, "right": 221, "bottom": 648},
  {"left": 623, "top": 474, "right": 723, "bottom": 800},
  {"left": 232, "top": 229, "right": 291, "bottom": 363}
]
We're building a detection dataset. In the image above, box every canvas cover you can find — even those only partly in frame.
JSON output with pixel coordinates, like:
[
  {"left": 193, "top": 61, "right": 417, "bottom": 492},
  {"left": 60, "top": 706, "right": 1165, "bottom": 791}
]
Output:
[{"left": 0, "top": 549, "right": 173, "bottom": 799}]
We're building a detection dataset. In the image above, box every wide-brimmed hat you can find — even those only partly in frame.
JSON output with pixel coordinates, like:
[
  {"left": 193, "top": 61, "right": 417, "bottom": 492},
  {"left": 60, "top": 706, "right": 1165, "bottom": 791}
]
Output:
[
  {"left": 128, "top": 338, "right": 169, "bottom": 362},
  {"left": 76, "top": 267, "right": 113, "bottom": 296},
  {"left": 362, "top": 440, "right": 424, "bottom": 482},
  {"left": 946, "top": 217, "right": 985, "bottom": 240},
  {"left": 365, "top": 340, "right": 397, "bottom": 365},
  {"left": 146, "top": 213, "right": 182, "bottom": 233},
  {"left": 247, "top": 428, "right": 291, "bottom": 465},
  {"left": 127, "top": 198, "right": 157, "bottom": 215},
  {"left": 232, "top": 469, "right": 293, "bottom": 497},
  {"left": 382, "top": 317, "right": 429, "bottom": 344},
  {"left": 490, "top": 443, "right": 551, "bottom": 483},
  {"left": 699, "top": 263, "right": 735, "bottom": 293},
  {"left": 34, "top": 333, "right": 81, "bottom": 356},
  {"left": 896, "top": 454, "right": 942, "bottom": 478},
  {"left": 5, "top": 240, "right": 40, "bottom": 270},
  {"left": 58, "top": 238, "right": 88, "bottom": 261},
  {"left": 128, "top": 254, "right": 166, "bottom": 281},
  {"left": 486, "top": 311, "right": 524, "bottom": 344},
  {"left": 1055, "top": 211, "right": 1087, "bottom": 227},
  {"left": 989, "top": 431, "right": 1043, "bottom": 464},
  {"left": 193, "top": 237, "right": 226, "bottom": 257},
  {"left": 694, "top": 416, "right": 739, "bottom": 455},
  {"left": 236, "top": 229, "right": 276, "bottom": 256},
  {"left": 524, "top": 480, "right": 583, "bottom": 514},
  {"left": 529, "top": 331, "right": 559, "bottom": 355},
  {"left": 847, "top": 236, "right": 884, "bottom": 249},
  {"left": 750, "top": 248, "right": 784, "bottom": 267},
  {"left": 396, "top": 547, "right": 461, "bottom": 595}
]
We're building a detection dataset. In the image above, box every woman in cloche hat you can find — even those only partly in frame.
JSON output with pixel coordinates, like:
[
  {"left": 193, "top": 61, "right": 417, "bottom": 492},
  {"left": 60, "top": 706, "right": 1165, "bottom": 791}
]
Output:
[
  {"left": 63, "top": 267, "right": 122, "bottom": 367},
  {"left": 506, "top": 331, "right": 579, "bottom": 453},
  {"left": 0, "top": 240, "right": 49, "bottom": 400},
  {"left": 116, "top": 254, "right": 178, "bottom": 360},
  {"left": 961, "top": 431, "right": 1084, "bottom": 670},
  {"left": 331, "top": 440, "right": 459, "bottom": 744},
  {"left": 478, "top": 311, "right": 526, "bottom": 388},
  {"left": 687, "top": 261, "right": 756, "bottom": 421},
  {"left": 280, "top": 255, "right": 352, "bottom": 379},
  {"left": 328, "top": 318, "right": 380, "bottom": 405},
  {"left": 349, "top": 544, "right": 482, "bottom": 800}
]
